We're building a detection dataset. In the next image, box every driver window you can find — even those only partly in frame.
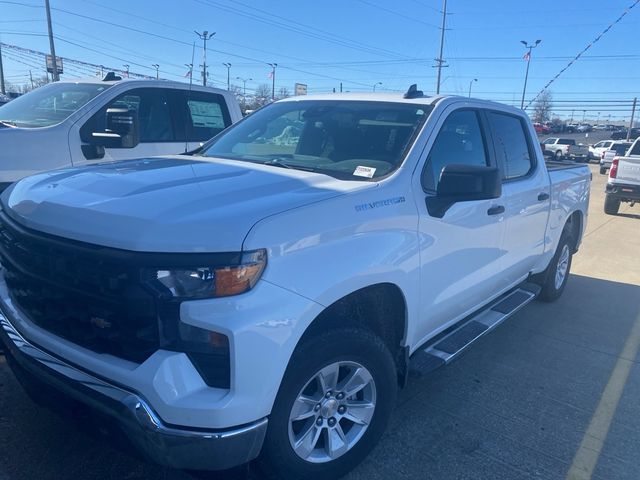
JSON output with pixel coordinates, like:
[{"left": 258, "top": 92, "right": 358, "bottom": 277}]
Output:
[{"left": 422, "top": 110, "right": 488, "bottom": 192}]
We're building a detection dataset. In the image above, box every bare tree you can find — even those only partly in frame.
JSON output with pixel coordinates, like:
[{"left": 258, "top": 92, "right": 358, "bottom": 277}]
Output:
[
  {"left": 251, "top": 83, "right": 272, "bottom": 109},
  {"left": 277, "top": 86, "right": 290, "bottom": 99},
  {"left": 532, "top": 90, "right": 553, "bottom": 124}
]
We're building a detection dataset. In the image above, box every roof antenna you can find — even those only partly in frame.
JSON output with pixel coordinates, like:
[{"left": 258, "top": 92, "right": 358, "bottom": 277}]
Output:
[
  {"left": 184, "top": 41, "right": 196, "bottom": 154},
  {"left": 403, "top": 84, "right": 424, "bottom": 99}
]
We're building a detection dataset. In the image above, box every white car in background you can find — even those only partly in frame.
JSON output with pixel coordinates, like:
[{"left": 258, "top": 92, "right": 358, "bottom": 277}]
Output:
[
  {"left": 600, "top": 141, "right": 633, "bottom": 174},
  {"left": 589, "top": 140, "right": 614, "bottom": 161},
  {"left": 605, "top": 137, "right": 640, "bottom": 214}
]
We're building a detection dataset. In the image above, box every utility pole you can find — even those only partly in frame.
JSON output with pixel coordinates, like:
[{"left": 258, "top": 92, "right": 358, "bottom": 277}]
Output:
[
  {"left": 340, "top": 82, "right": 343, "bottom": 93},
  {"left": 195, "top": 30, "right": 215, "bottom": 87},
  {"left": 627, "top": 97, "right": 637, "bottom": 141},
  {"left": 29, "top": 70, "right": 34, "bottom": 89},
  {"left": 468, "top": 78, "right": 477, "bottom": 97},
  {"left": 123, "top": 64, "right": 130, "bottom": 78},
  {"left": 434, "top": 0, "right": 448, "bottom": 94},
  {"left": 222, "top": 63, "right": 231, "bottom": 90},
  {"left": 0, "top": 41, "right": 5, "bottom": 94},
  {"left": 152, "top": 64, "right": 159, "bottom": 79},
  {"left": 519, "top": 39, "right": 541, "bottom": 110},
  {"left": 268, "top": 63, "right": 277, "bottom": 101},
  {"left": 45, "top": 0, "right": 59, "bottom": 81}
]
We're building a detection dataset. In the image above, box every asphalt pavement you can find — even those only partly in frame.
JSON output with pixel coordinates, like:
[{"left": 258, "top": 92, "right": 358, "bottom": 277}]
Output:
[{"left": 1, "top": 165, "right": 639, "bottom": 480}]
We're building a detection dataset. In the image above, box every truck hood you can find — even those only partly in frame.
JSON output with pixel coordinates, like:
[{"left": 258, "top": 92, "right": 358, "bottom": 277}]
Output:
[{"left": 3, "top": 156, "right": 365, "bottom": 252}]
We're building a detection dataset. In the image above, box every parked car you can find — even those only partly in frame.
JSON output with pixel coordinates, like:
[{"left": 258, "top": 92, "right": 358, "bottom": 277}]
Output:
[
  {"left": 576, "top": 124, "right": 592, "bottom": 133},
  {"left": 0, "top": 74, "right": 243, "bottom": 192},
  {"left": 611, "top": 128, "right": 640, "bottom": 140},
  {"left": 604, "top": 137, "right": 640, "bottom": 214},
  {"left": 541, "top": 137, "right": 589, "bottom": 161},
  {"left": 600, "top": 141, "right": 633, "bottom": 174},
  {"left": 565, "top": 123, "right": 579, "bottom": 133},
  {"left": 533, "top": 122, "right": 550, "bottom": 134},
  {"left": 589, "top": 140, "right": 615, "bottom": 161},
  {"left": 0, "top": 90, "right": 591, "bottom": 479}
]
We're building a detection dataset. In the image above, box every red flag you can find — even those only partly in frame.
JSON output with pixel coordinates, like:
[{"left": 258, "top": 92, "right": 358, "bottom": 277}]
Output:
[
  {"left": 523, "top": 52, "right": 531, "bottom": 61},
  {"left": 267, "top": 71, "right": 273, "bottom": 79}
]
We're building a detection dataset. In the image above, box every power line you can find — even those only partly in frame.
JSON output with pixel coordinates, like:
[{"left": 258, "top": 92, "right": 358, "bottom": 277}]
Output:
[{"left": 525, "top": 0, "right": 640, "bottom": 109}]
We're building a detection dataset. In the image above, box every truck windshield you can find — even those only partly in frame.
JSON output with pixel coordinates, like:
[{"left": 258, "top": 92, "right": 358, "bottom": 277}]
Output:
[
  {"left": 0, "top": 82, "right": 110, "bottom": 128},
  {"left": 200, "top": 100, "right": 430, "bottom": 180}
]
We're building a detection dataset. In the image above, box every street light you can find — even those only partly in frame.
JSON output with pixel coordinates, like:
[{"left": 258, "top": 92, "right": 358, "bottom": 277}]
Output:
[
  {"left": 236, "top": 76, "right": 252, "bottom": 96},
  {"left": 268, "top": 63, "right": 277, "bottom": 101},
  {"left": 222, "top": 63, "right": 231, "bottom": 90},
  {"left": 123, "top": 64, "right": 130, "bottom": 78},
  {"left": 152, "top": 64, "right": 159, "bottom": 79},
  {"left": 194, "top": 30, "right": 216, "bottom": 86},
  {"left": 583, "top": 110, "right": 587, "bottom": 123},
  {"left": 373, "top": 82, "right": 382, "bottom": 92},
  {"left": 519, "top": 39, "right": 541, "bottom": 109},
  {"left": 468, "top": 78, "right": 477, "bottom": 98}
]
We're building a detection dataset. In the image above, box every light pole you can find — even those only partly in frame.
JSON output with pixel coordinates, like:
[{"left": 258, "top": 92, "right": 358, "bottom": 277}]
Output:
[
  {"left": 468, "top": 78, "right": 477, "bottom": 98},
  {"left": 268, "top": 63, "right": 277, "bottom": 101},
  {"left": 152, "top": 64, "right": 159, "bottom": 79},
  {"left": 123, "top": 64, "right": 130, "bottom": 78},
  {"left": 222, "top": 63, "right": 231, "bottom": 90},
  {"left": 597, "top": 112, "right": 601, "bottom": 125},
  {"left": 373, "top": 82, "right": 382, "bottom": 92},
  {"left": 520, "top": 39, "right": 541, "bottom": 110},
  {"left": 582, "top": 110, "right": 586, "bottom": 123},
  {"left": 570, "top": 110, "right": 575, "bottom": 123},
  {"left": 236, "top": 76, "right": 252, "bottom": 97},
  {"left": 195, "top": 30, "right": 216, "bottom": 86}
]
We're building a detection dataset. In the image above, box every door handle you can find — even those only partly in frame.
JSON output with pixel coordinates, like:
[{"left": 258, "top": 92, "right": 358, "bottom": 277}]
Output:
[
  {"left": 537, "top": 192, "right": 550, "bottom": 201},
  {"left": 487, "top": 205, "right": 505, "bottom": 216}
]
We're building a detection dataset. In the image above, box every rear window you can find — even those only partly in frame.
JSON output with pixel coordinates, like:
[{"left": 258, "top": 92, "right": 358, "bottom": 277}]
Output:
[
  {"left": 613, "top": 143, "right": 633, "bottom": 155},
  {"left": 557, "top": 139, "right": 575, "bottom": 145}
]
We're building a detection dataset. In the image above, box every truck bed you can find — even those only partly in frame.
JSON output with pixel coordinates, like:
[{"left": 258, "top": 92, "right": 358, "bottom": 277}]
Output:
[{"left": 545, "top": 160, "right": 588, "bottom": 171}]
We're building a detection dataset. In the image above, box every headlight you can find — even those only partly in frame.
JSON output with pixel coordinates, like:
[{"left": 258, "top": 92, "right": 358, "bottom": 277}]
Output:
[{"left": 143, "top": 249, "right": 267, "bottom": 299}]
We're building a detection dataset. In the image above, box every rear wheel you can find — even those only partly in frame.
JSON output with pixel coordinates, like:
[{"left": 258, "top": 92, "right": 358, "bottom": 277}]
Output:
[
  {"left": 258, "top": 328, "right": 397, "bottom": 480},
  {"left": 599, "top": 166, "right": 607, "bottom": 175},
  {"left": 604, "top": 195, "right": 620, "bottom": 215},
  {"left": 534, "top": 231, "right": 573, "bottom": 302},
  {"left": 555, "top": 150, "right": 563, "bottom": 160}
]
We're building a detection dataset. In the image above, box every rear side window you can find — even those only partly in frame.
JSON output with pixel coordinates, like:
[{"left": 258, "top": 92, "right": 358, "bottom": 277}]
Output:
[
  {"left": 422, "top": 109, "right": 488, "bottom": 191},
  {"left": 628, "top": 142, "right": 640, "bottom": 156},
  {"left": 171, "top": 90, "right": 232, "bottom": 142},
  {"left": 487, "top": 112, "right": 534, "bottom": 180}
]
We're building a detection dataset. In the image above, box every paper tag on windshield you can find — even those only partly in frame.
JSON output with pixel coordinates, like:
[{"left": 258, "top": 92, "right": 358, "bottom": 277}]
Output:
[{"left": 353, "top": 166, "right": 376, "bottom": 178}]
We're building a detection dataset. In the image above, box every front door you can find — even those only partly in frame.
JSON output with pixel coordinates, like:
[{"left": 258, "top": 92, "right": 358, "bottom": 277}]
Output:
[{"left": 413, "top": 108, "right": 508, "bottom": 344}]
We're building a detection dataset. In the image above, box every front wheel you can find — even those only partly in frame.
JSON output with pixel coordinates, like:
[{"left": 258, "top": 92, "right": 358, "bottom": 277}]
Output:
[
  {"left": 604, "top": 195, "right": 620, "bottom": 215},
  {"left": 258, "top": 328, "right": 397, "bottom": 480}
]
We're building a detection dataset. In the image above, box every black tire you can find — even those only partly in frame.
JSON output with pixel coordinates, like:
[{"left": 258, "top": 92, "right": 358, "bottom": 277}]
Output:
[
  {"left": 555, "top": 150, "right": 563, "bottom": 160},
  {"left": 534, "top": 231, "right": 573, "bottom": 302},
  {"left": 604, "top": 195, "right": 620, "bottom": 215},
  {"left": 258, "top": 328, "right": 397, "bottom": 480},
  {"left": 599, "top": 166, "right": 607, "bottom": 175}
]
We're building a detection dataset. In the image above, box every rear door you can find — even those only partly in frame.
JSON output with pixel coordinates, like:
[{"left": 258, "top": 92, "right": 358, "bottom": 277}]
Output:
[{"left": 486, "top": 110, "right": 550, "bottom": 285}]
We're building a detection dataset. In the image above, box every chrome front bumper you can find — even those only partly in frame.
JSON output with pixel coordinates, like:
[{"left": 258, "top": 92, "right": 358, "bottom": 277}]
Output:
[{"left": 0, "top": 310, "right": 267, "bottom": 471}]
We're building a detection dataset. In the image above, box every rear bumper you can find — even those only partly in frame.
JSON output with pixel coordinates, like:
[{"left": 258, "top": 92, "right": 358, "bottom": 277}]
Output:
[
  {"left": 606, "top": 182, "right": 640, "bottom": 201},
  {"left": 0, "top": 309, "right": 267, "bottom": 471}
]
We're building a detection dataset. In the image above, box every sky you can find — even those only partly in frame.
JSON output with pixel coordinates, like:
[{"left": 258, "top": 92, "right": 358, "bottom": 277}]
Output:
[{"left": 1, "top": 0, "right": 639, "bottom": 122}]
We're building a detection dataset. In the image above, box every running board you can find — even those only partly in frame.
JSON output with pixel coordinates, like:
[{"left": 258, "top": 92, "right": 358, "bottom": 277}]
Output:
[{"left": 410, "top": 282, "right": 541, "bottom": 377}]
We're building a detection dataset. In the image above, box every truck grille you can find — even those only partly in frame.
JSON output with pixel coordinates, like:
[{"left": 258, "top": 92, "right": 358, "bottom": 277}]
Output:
[{"left": 0, "top": 211, "right": 160, "bottom": 363}]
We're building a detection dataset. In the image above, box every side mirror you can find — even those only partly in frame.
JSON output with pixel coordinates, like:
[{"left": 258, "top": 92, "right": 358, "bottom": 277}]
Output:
[
  {"left": 91, "top": 107, "right": 140, "bottom": 149},
  {"left": 426, "top": 164, "right": 502, "bottom": 218}
]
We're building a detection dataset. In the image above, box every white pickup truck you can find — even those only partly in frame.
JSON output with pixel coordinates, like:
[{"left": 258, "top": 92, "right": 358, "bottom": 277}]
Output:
[
  {"left": 604, "top": 137, "right": 640, "bottom": 214},
  {"left": 0, "top": 75, "right": 242, "bottom": 191},
  {"left": 541, "top": 137, "right": 589, "bottom": 161},
  {"left": 0, "top": 89, "right": 590, "bottom": 479}
]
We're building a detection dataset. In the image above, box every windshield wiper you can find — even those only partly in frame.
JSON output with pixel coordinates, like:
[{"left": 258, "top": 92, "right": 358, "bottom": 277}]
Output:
[
  {"left": 0, "top": 120, "right": 18, "bottom": 128},
  {"left": 263, "top": 158, "right": 295, "bottom": 169}
]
